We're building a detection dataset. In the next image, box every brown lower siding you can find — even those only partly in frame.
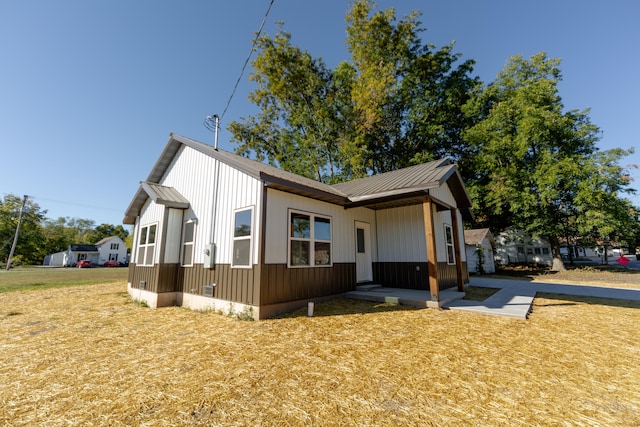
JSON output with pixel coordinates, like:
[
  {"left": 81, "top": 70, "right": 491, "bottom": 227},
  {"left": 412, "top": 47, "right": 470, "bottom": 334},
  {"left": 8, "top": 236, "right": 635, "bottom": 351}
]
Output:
[
  {"left": 373, "top": 261, "right": 469, "bottom": 290},
  {"left": 178, "top": 264, "right": 260, "bottom": 305},
  {"left": 128, "top": 260, "right": 468, "bottom": 308},
  {"left": 259, "top": 263, "right": 356, "bottom": 306},
  {"left": 128, "top": 263, "right": 259, "bottom": 305}
]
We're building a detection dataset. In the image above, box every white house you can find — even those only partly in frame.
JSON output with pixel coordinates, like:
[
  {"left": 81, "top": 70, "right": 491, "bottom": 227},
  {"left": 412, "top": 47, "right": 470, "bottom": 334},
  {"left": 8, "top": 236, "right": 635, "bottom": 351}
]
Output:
[
  {"left": 95, "top": 236, "right": 128, "bottom": 265},
  {"left": 44, "top": 244, "right": 99, "bottom": 267},
  {"left": 494, "top": 229, "right": 553, "bottom": 266},
  {"left": 123, "top": 134, "right": 474, "bottom": 319},
  {"left": 44, "top": 236, "right": 127, "bottom": 267},
  {"left": 464, "top": 228, "right": 496, "bottom": 274}
]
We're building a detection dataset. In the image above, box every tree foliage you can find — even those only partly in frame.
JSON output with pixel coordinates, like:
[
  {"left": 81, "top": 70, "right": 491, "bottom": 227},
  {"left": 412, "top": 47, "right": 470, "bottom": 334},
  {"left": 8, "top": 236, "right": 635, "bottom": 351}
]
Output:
[
  {"left": 229, "top": 0, "right": 478, "bottom": 181},
  {"left": 463, "top": 53, "right": 636, "bottom": 269},
  {"left": 0, "top": 194, "right": 130, "bottom": 267},
  {"left": 0, "top": 195, "right": 47, "bottom": 266},
  {"left": 228, "top": 1, "right": 639, "bottom": 266}
]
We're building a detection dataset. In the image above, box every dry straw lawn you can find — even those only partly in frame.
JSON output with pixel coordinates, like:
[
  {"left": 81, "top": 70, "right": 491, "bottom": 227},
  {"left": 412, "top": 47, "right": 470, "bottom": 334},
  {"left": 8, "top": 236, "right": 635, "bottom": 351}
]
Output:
[{"left": 1, "top": 278, "right": 639, "bottom": 426}]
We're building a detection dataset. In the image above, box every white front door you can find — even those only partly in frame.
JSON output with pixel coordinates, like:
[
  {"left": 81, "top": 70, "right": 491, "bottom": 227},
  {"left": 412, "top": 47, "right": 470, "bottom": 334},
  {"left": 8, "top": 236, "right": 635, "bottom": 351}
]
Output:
[{"left": 355, "top": 221, "right": 373, "bottom": 283}]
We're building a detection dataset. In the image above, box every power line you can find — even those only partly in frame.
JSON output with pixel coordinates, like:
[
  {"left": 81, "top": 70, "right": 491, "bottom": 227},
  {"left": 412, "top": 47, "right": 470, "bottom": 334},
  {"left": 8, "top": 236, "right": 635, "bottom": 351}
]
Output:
[{"left": 219, "top": 0, "right": 275, "bottom": 121}]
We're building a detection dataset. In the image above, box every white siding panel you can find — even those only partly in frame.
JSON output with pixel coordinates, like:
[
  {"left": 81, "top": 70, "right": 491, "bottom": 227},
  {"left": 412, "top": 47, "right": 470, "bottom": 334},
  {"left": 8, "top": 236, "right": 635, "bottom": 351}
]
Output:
[
  {"left": 376, "top": 205, "right": 427, "bottom": 263},
  {"left": 158, "top": 146, "right": 263, "bottom": 266},
  {"left": 264, "top": 189, "right": 376, "bottom": 264},
  {"left": 429, "top": 185, "right": 456, "bottom": 207}
]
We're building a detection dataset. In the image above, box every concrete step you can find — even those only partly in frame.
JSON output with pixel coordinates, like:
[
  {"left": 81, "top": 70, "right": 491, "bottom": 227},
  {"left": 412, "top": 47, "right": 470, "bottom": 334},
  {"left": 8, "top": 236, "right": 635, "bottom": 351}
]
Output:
[{"left": 356, "top": 283, "right": 383, "bottom": 291}]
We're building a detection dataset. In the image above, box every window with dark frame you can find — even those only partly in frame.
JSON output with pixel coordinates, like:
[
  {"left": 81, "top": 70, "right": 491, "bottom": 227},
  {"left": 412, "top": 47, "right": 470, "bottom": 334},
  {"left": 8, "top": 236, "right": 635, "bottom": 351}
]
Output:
[{"left": 289, "top": 210, "right": 332, "bottom": 267}]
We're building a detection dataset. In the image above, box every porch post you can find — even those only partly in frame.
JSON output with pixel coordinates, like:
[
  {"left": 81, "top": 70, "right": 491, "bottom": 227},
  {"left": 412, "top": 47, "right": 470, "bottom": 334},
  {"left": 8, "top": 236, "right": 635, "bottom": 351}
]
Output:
[
  {"left": 450, "top": 208, "right": 465, "bottom": 292},
  {"left": 423, "top": 196, "right": 439, "bottom": 302}
]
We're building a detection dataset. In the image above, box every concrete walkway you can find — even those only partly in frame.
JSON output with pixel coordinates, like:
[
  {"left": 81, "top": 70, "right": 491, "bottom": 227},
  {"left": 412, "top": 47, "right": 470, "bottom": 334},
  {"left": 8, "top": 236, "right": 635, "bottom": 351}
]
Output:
[
  {"left": 444, "top": 276, "right": 640, "bottom": 319},
  {"left": 345, "top": 276, "right": 640, "bottom": 320}
]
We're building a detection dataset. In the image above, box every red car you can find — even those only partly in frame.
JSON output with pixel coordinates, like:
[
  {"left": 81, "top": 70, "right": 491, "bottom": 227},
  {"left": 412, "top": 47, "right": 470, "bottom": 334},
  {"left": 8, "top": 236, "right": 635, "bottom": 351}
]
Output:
[
  {"left": 77, "top": 260, "right": 92, "bottom": 268},
  {"left": 103, "top": 260, "right": 121, "bottom": 267}
]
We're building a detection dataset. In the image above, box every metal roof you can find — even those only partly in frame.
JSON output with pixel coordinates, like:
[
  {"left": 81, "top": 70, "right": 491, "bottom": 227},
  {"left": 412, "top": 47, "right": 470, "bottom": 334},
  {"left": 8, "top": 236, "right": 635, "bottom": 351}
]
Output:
[
  {"left": 123, "top": 133, "right": 473, "bottom": 223},
  {"left": 332, "top": 159, "right": 456, "bottom": 200},
  {"left": 464, "top": 228, "right": 495, "bottom": 246},
  {"left": 123, "top": 181, "right": 189, "bottom": 224}
]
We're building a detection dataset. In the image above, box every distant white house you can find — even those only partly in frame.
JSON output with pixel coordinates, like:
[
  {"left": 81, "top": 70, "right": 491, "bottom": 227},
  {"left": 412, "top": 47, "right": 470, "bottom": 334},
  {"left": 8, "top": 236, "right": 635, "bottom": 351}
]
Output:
[
  {"left": 494, "top": 229, "right": 553, "bottom": 266},
  {"left": 464, "top": 228, "right": 496, "bottom": 274},
  {"left": 95, "top": 236, "right": 128, "bottom": 265},
  {"left": 44, "top": 236, "right": 127, "bottom": 267}
]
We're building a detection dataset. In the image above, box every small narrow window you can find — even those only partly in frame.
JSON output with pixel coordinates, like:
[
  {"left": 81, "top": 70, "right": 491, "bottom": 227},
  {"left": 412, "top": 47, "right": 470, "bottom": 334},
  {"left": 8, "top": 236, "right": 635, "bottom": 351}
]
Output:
[
  {"left": 232, "top": 208, "right": 253, "bottom": 267},
  {"left": 356, "top": 228, "right": 365, "bottom": 254},
  {"left": 534, "top": 247, "right": 541, "bottom": 255},
  {"left": 181, "top": 220, "right": 196, "bottom": 266},
  {"left": 444, "top": 224, "right": 455, "bottom": 265},
  {"left": 542, "top": 247, "right": 550, "bottom": 255}
]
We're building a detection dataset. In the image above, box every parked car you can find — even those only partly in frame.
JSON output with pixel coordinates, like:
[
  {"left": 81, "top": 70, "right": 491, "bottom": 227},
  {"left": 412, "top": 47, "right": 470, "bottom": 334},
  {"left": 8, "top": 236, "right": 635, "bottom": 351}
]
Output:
[
  {"left": 77, "top": 260, "right": 92, "bottom": 268},
  {"left": 103, "top": 260, "right": 121, "bottom": 267}
]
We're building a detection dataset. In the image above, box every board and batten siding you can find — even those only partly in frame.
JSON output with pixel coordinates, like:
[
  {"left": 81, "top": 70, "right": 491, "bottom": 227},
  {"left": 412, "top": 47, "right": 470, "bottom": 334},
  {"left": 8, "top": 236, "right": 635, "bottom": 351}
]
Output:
[
  {"left": 375, "top": 204, "right": 427, "bottom": 263},
  {"left": 160, "top": 145, "right": 263, "bottom": 266},
  {"left": 263, "top": 188, "right": 377, "bottom": 264}
]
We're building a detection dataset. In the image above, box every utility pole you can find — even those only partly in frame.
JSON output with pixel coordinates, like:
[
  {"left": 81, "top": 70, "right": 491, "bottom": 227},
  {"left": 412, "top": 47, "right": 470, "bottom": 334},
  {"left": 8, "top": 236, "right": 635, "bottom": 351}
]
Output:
[{"left": 6, "top": 195, "right": 28, "bottom": 270}]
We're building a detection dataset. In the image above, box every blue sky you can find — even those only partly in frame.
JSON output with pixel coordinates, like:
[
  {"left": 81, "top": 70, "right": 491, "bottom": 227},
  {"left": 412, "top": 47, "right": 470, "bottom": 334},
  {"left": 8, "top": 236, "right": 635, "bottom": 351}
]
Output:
[{"left": 1, "top": 0, "right": 638, "bottom": 228}]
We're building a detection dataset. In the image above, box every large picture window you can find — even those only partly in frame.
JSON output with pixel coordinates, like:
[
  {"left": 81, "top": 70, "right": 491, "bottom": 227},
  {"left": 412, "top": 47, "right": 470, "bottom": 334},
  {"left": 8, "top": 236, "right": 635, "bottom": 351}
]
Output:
[
  {"left": 232, "top": 207, "right": 253, "bottom": 267},
  {"left": 137, "top": 223, "right": 157, "bottom": 266},
  {"left": 289, "top": 210, "right": 332, "bottom": 267},
  {"left": 181, "top": 220, "right": 196, "bottom": 266},
  {"left": 444, "top": 224, "right": 455, "bottom": 265}
]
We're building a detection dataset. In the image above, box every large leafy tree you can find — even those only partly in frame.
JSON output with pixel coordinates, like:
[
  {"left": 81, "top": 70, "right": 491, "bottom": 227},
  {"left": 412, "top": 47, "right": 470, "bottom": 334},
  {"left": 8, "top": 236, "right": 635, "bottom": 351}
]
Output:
[
  {"left": 229, "top": 0, "right": 477, "bottom": 181},
  {"left": 463, "top": 53, "right": 635, "bottom": 270}
]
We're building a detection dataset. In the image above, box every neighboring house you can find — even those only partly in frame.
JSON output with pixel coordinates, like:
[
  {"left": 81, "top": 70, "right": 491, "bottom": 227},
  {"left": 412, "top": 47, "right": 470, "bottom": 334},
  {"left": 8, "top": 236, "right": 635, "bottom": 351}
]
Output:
[
  {"left": 464, "top": 228, "right": 496, "bottom": 274},
  {"left": 95, "top": 236, "right": 128, "bottom": 265},
  {"left": 44, "top": 244, "right": 100, "bottom": 267},
  {"left": 494, "top": 229, "right": 553, "bottom": 266},
  {"left": 123, "top": 133, "right": 473, "bottom": 319},
  {"left": 44, "top": 236, "right": 127, "bottom": 267}
]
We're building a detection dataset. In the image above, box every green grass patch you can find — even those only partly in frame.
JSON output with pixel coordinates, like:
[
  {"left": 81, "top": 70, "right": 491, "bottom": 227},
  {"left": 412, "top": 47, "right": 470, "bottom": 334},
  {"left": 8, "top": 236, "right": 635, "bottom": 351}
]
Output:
[
  {"left": 0, "top": 267, "right": 128, "bottom": 293},
  {"left": 463, "top": 286, "right": 501, "bottom": 301}
]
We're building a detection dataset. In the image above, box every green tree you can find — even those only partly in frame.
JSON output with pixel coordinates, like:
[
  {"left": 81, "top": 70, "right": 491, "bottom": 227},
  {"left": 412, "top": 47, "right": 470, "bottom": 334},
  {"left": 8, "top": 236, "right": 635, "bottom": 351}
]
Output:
[
  {"left": 0, "top": 194, "right": 47, "bottom": 266},
  {"left": 574, "top": 149, "right": 638, "bottom": 262},
  {"left": 463, "top": 53, "right": 635, "bottom": 270},
  {"left": 345, "top": 0, "right": 478, "bottom": 175},
  {"left": 90, "top": 223, "right": 130, "bottom": 243},
  {"left": 229, "top": 28, "right": 347, "bottom": 183},
  {"left": 229, "top": 0, "right": 477, "bottom": 181}
]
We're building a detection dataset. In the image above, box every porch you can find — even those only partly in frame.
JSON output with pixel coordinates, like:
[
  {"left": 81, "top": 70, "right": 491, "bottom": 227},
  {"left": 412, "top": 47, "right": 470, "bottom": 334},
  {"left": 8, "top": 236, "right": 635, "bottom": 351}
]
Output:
[{"left": 345, "top": 283, "right": 465, "bottom": 309}]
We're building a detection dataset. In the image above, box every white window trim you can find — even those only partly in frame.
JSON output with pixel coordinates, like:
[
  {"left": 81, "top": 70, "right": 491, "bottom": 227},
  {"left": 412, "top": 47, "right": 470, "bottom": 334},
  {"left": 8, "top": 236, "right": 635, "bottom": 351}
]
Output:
[
  {"left": 231, "top": 206, "right": 254, "bottom": 269},
  {"left": 444, "top": 223, "right": 455, "bottom": 265},
  {"left": 180, "top": 219, "right": 196, "bottom": 267},
  {"left": 287, "top": 209, "right": 333, "bottom": 268},
  {"left": 137, "top": 222, "right": 158, "bottom": 267}
]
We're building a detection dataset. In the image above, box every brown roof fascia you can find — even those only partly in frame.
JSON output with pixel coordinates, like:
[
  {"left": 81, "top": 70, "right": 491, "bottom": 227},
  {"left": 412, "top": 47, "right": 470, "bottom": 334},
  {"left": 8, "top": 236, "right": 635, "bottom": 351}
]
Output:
[{"left": 260, "top": 172, "right": 351, "bottom": 205}]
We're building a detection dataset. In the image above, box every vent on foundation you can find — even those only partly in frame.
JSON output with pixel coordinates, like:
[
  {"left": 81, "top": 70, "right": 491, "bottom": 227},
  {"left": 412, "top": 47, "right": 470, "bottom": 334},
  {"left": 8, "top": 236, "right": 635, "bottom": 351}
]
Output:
[
  {"left": 203, "top": 284, "right": 214, "bottom": 297},
  {"left": 139, "top": 280, "right": 146, "bottom": 290}
]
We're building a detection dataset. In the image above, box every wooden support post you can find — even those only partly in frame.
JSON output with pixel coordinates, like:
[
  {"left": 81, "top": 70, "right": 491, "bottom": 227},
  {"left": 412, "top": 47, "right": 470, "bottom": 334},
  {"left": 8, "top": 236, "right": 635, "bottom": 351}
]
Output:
[
  {"left": 451, "top": 208, "right": 465, "bottom": 292},
  {"left": 423, "top": 196, "right": 439, "bottom": 302}
]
